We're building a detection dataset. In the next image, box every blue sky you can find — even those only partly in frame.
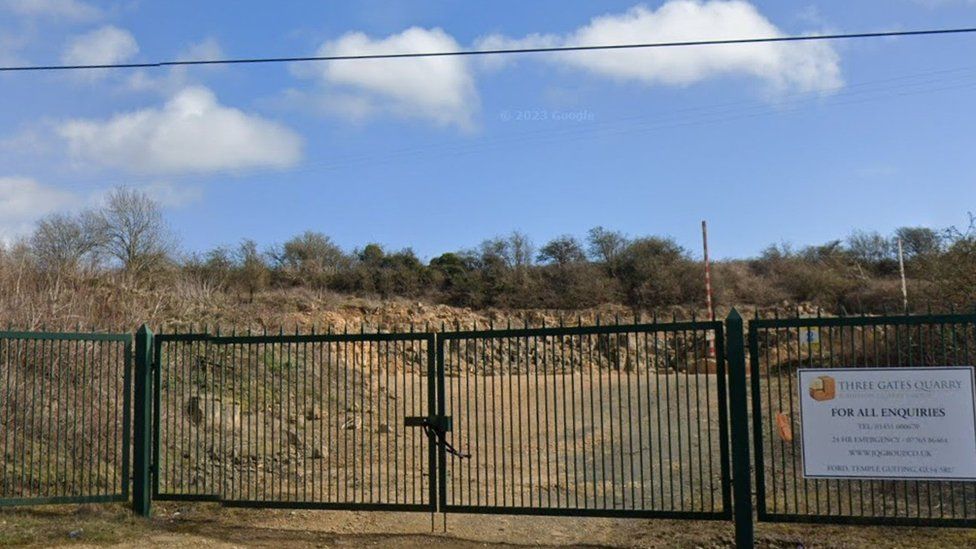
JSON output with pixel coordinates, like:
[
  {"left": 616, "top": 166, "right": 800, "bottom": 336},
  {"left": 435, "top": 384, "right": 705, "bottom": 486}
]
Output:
[{"left": 1, "top": 0, "right": 975, "bottom": 260}]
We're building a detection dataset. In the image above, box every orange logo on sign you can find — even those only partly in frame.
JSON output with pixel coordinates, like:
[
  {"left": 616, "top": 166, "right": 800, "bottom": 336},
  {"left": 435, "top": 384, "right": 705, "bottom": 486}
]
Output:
[{"left": 809, "top": 375, "right": 836, "bottom": 401}]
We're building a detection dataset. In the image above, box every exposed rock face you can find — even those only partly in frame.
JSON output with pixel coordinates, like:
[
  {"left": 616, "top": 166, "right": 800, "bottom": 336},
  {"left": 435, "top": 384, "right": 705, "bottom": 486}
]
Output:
[{"left": 184, "top": 394, "right": 241, "bottom": 430}]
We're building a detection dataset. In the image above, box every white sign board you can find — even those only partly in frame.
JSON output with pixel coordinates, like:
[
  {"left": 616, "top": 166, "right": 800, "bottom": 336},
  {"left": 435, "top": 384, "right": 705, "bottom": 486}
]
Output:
[{"left": 798, "top": 367, "right": 976, "bottom": 481}]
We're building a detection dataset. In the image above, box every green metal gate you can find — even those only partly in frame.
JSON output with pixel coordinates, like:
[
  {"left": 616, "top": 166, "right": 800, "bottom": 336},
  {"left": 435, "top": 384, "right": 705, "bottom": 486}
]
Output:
[
  {"left": 437, "top": 320, "right": 732, "bottom": 519},
  {"left": 152, "top": 329, "right": 437, "bottom": 512},
  {"left": 0, "top": 330, "right": 132, "bottom": 507},
  {"left": 148, "top": 320, "right": 734, "bottom": 521}
]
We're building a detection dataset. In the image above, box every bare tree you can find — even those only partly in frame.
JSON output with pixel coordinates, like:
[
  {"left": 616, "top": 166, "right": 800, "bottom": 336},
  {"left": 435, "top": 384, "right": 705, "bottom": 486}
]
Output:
[
  {"left": 587, "top": 226, "right": 628, "bottom": 275},
  {"left": 90, "top": 187, "right": 176, "bottom": 274},
  {"left": 894, "top": 226, "right": 943, "bottom": 259},
  {"left": 507, "top": 231, "right": 534, "bottom": 270},
  {"left": 538, "top": 235, "right": 586, "bottom": 266},
  {"left": 275, "top": 231, "right": 347, "bottom": 276},
  {"left": 234, "top": 239, "right": 270, "bottom": 301},
  {"left": 30, "top": 212, "right": 101, "bottom": 272}
]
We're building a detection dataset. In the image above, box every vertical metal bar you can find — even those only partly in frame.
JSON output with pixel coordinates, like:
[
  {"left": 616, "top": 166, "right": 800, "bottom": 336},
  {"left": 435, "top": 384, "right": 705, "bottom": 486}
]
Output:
[
  {"left": 52, "top": 336, "right": 63, "bottom": 499},
  {"left": 150, "top": 336, "right": 161, "bottom": 498},
  {"left": 0, "top": 336, "right": 8, "bottom": 498},
  {"left": 15, "top": 337, "right": 27, "bottom": 498},
  {"left": 132, "top": 325, "right": 153, "bottom": 516},
  {"left": 663, "top": 331, "right": 675, "bottom": 510},
  {"left": 680, "top": 328, "right": 691, "bottom": 511},
  {"left": 653, "top": 329, "right": 665, "bottom": 508},
  {"left": 341, "top": 333, "right": 348, "bottom": 503},
  {"left": 434, "top": 334, "right": 445, "bottom": 513},
  {"left": 594, "top": 331, "right": 606, "bottom": 509},
  {"left": 625, "top": 329, "right": 637, "bottom": 510},
  {"left": 745, "top": 321, "right": 765, "bottom": 521},
  {"left": 516, "top": 333, "right": 525, "bottom": 508},
  {"left": 392, "top": 336, "right": 399, "bottom": 504},
  {"left": 382, "top": 338, "right": 389, "bottom": 504},
  {"left": 43, "top": 337, "right": 54, "bottom": 499},
  {"left": 713, "top": 324, "right": 731, "bottom": 516},
  {"left": 359, "top": 335, "right": 366, "bottom": 504},
  {"left": 542, "top": 329, "right": 553, "bottom": 508},
  {"left": 27, "top": 335, "right": 40, "bottom": 497},
  {"left": 475, "top": 334, "right": 483, "bottom": 505},
  {"left": 728, "top": 311, "right": 753, "bottom": 546},
  {"left": 519, "top": 326, "right": 534, "bottom": 507},
  {"left": 491, "top": 330, "right": 501, "bottom": 507},
  {"left": 693, "top": 328, "right": 705, "bottom": 512},
  {"left": 785, "top": 324, "right": 801, "bottom": 514},
  {"left": 640, "top": 329, "right": 654, "bottom": 511}
]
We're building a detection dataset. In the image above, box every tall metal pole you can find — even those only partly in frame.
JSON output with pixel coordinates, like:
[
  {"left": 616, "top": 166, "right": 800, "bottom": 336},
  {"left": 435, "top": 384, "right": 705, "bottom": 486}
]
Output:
[
  {"left": 702, "top": 221, "right": 716, "bottom": 357},
  {"left": 897, "top": 237, "right": 908, "bottom": 314}
]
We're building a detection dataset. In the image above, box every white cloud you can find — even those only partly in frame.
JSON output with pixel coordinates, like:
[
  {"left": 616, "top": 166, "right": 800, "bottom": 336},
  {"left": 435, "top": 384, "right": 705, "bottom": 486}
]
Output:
[
  {"left": 0, "top": 177, "right": 77, "bottom": 242},
  {"left": 0, "top": 0, "right": 100, "bottom": 21},
  {"left": 476, "top": 1, "right": 842, "bottom": 94},
  {"left": 62, "top": 25, "right": 138, "bottom": 66},
  {"left": 126, "top": 38, "right": 226, "bottom": 94},
  {"left": 58, "top": 86, "right": 303, "bottom": 175},
  {"left": 300, "top": 27, "right": 478, "bottom": 129},
  {"left": 141, "top": 181, "right": 203, "bottom": 207},
  {"left": 177, "top": 37, "right": 224, "bottom": 62}
]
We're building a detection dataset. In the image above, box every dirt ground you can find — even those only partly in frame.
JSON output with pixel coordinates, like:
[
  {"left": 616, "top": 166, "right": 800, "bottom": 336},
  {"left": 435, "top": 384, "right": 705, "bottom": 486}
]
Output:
[{"left": 2, "top": 503, "right": 976, "bottom": 548}]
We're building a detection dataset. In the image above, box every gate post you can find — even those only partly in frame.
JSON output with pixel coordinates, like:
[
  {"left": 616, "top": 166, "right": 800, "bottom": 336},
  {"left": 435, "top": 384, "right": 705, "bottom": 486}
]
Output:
[
  {"left": 132, "top": 324, "right": 154, "bottom": 517},
  {"left": 726, "top": 309, "right": 754, "bottom": 548}
]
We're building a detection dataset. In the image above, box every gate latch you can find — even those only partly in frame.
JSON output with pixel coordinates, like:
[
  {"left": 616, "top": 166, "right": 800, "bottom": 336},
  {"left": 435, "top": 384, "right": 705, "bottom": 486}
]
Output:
[{"left": 405, "top": 415, "right": 469, "bottom": 459}]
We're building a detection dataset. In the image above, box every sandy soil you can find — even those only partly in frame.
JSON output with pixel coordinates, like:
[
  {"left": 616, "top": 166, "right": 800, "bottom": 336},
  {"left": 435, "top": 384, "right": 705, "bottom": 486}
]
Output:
[{"left": 4, "top": 503, "right": 976, "bottom": 548}]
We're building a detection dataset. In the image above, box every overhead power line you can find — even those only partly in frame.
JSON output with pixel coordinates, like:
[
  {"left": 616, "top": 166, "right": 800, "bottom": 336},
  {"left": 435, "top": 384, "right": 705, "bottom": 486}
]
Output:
[{"left": 2, "top": 26, "right": 976, "bottom": 72}]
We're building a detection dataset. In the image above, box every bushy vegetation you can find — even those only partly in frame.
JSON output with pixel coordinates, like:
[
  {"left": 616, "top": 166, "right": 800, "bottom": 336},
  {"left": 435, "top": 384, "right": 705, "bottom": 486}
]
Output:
[{"left": 2, "top": 187, "right": 974, "bottom": 329}]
